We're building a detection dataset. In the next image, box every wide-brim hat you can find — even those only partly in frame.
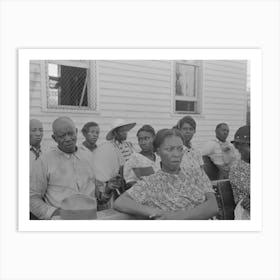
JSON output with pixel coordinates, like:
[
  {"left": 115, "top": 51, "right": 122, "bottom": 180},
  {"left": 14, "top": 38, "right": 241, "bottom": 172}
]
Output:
[
  {"left": 231, "top": 125, "right": 250, "bottom": 144},
  {"left": 60, "top": 194, "right": 97, "bottom": 220},
  {"left": 106, "top": 118, "right": 136, "bottom": 140}
]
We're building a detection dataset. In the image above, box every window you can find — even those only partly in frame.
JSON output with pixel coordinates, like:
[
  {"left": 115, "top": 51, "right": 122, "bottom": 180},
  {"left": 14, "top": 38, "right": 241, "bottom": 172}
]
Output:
[
  {"left": 44, "top": 60, "right": 97, "bottom": 111},
  {"left": 173, "top": 60, "right": 203, "bottom": 114}
]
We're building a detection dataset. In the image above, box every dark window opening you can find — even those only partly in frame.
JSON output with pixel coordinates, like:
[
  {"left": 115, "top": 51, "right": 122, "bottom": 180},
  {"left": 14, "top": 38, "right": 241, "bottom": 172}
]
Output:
[
  {"left": 175, "top": 100, "right": 196, "bottom": 113},
  {"left": 47, "top": 63, "right": 89, "bottom": 108}
]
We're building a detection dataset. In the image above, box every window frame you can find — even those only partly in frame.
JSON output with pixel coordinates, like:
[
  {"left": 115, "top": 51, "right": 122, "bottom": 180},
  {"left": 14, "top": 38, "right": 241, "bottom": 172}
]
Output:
[
  {"left": 41, "top": 60, "right": 99, "bottom": 114},
  {"left": 171, "top": 60, "right": 203, "bottom": 115}
]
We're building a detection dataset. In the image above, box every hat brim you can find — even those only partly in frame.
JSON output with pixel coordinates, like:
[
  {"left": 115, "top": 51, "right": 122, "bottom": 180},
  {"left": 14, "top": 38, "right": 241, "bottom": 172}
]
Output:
[{"left": 106, "top": 123, "right": 136, "bottom": 140}]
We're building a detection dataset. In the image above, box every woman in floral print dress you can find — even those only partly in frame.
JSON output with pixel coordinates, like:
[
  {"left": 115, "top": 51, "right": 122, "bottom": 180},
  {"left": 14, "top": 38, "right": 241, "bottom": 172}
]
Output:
[
  {"left": 176, "top": 116, "right": 213, "bottom": 190},
  {"left": 229, "top": 126, "right": 250, "bottom": 220},
  {"left": 114, "top": 129, "right": 218, "bottom": 220}
]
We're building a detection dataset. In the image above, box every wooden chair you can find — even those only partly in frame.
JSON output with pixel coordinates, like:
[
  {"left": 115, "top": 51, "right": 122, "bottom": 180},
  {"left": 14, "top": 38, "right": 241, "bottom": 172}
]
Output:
[
  {"left": 202, "top": 155, "right": 219, "bottom": 180},
  {"left": 211, "top": 179, "right": 236, "bottom": 220}
]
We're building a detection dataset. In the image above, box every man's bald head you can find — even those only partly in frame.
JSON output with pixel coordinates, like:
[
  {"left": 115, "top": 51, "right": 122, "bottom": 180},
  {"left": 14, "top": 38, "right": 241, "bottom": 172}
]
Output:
[
  {"left": 52, "top": 117, "right": 77, "bottom": 154},
  {"left": 52, "top": 117, "right": 75, "bottom": 134},
  {"left": 30, "top": 119, "right": 43, "bottom": 147}
]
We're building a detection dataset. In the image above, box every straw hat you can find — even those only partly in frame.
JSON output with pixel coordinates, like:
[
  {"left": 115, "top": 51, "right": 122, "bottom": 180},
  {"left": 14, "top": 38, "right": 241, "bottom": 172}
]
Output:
[
  {"left": 60, "top": 194, "right": 97, "bottom": 220},
  {"left": 106, "top": 118, "right": 136, "bottom": 141}
]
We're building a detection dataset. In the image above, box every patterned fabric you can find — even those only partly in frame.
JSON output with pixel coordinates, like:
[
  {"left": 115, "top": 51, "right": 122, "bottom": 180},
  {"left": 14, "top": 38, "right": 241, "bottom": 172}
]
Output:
[
  {"left": 181, "top": 145, "right": 203, "bottom": 170},
  {"left": 30, "top": 147, "right": 97, "bottom": 219},
  {"left": 180, "top": 145, "right": 213, "bottom": 190},
  {"left": 113, "top": 140, "right": 135, "bottom": 163},
  {"left": 229, "top": 159, "right": 250, "bottom": 206},
  {"left": 123, "top": 152, "right": 161, "bottom": 183},
  {"left": 30, "top": 146, "right": 42, "bottom": 172},
  {"left": 127, "top": 169, "right": 215, "bottom": 211},
  {"left": 30, "top": 146, "right": 42, "bottom": 160}
]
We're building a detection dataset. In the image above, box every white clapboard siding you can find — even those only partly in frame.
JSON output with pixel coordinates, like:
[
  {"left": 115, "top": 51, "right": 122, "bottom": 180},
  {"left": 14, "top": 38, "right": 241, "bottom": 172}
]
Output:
[{"left": 30, "top": 60, "right": 247, "bottom": 150}]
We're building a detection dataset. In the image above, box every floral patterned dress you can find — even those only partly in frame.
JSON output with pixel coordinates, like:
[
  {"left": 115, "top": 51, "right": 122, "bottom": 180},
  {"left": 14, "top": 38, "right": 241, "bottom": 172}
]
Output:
[
  {"left": 127, "top": 169, "right": 215, "bottom": 211},
  {"left": 229, "top": 159, "right": 250, "bottom": 219},
  {"left": 180, "top": 145, "right": 213, "bottom": 190}
]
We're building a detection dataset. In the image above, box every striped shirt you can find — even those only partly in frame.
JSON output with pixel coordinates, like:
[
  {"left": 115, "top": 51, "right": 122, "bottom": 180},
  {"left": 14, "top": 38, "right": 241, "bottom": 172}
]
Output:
[{"left": 112, "top": 140, "right": 135, "bottom": 164}]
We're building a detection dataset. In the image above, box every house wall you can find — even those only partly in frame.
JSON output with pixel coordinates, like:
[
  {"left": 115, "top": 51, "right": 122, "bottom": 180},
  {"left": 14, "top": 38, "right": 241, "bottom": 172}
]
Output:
[{"left": 30, "top": 60, "right": 247, "bottom": 151}]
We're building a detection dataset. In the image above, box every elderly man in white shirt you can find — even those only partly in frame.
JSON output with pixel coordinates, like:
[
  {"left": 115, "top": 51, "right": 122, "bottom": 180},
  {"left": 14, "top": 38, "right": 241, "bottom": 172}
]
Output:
[{"left": 30, "top": 117, "right": 116, "bottom": 220}]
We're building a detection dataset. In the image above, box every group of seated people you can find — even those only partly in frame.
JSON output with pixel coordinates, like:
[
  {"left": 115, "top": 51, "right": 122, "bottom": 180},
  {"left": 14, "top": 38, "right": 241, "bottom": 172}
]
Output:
[{"left": 29, "top": 116, "right": 250, "bottom": 220}]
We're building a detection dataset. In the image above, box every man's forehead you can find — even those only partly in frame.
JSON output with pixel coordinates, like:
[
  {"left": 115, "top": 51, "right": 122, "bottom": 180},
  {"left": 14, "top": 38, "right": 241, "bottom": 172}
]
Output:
[
  {"left": 54, "top": 123, "right": 75, "bottom": 133},
  {"left": 30, "top": 119, "right": 43, "bottom": 129},
  {"left": 163, "top": 136, "right": 183, "bottom": 145},
  {"left": 53, "top": 117, "right": 75, "bottom": 131},
  {"left": 218, "top": 124, "right": 229, "bottom": 130}
]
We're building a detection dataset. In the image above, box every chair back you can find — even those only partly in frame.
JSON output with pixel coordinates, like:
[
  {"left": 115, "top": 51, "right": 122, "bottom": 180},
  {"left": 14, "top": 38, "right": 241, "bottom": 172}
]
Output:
[
  {"left": 212, "top": 179, "right": 235, "bottom": 220},
  {"left": 203, "top": 155, "right": 219, "bottom": 180}
]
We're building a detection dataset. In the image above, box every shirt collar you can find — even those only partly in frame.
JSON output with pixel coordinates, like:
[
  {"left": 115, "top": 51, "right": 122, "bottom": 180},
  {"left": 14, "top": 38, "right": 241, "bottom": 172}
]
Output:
[
  {"left": 82, "top": 141, "right": 97, "bottom": 151},
  {"left": 159, "top": 167, "right": 182, "bottom": 177},
  {"left": 30, "top": 145, "right": 41, "bottom": 152},
  {"left": 30, "top": 145, "right": 42, "bottom": 159},
  {"left": 54, "top": 146, "right": 82, "bottom": 160},
  {"left": 215, "top": 138, "right": 230, "bottom": 145},
  {"left": 183, "top": 145, "right": 193, "bottom": 152}
]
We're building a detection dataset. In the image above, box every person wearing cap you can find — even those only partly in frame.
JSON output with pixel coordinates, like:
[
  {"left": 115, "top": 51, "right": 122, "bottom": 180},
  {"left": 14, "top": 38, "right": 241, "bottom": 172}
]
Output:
[
  {"left": 30, "top": 119, "right": 44, "bottom": 171},
  {"left": 202, "top": 123, "right": 239, "bottom": 179},
  {"left": 229, "top": 125, "right": 250, "bottom": 220},
  {"left": 176, "top": 116, "right": 213, "bottom": 191},
  {"left": 123, "top": 125, "right": 161, "bottom": 189},
  {"left": 92, "top": 118, "right": 137, "bottom": 210},
  {"left": 30, "top": 117, "right": 117, "bottom": 220}
]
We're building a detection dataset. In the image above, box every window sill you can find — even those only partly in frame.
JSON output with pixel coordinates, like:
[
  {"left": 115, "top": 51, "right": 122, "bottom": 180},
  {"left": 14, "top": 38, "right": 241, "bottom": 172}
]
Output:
[
  {"left": 41, "top": 107, "right": 101, "bottom": 115},
  {"left": 170, "top": 112, "right": 206, "bottom": 119}
]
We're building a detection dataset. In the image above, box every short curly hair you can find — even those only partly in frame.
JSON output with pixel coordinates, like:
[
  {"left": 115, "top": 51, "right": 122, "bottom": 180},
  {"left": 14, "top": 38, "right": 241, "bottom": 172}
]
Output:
[
  {"left": 176, "top": 116, "right": 196, "bottom": 130},
  {"left": 81, "top": 122, "right": 99, "bottom": 135},
  {"left": 136, "top": 124, "right": 156, "bottom": 137}
]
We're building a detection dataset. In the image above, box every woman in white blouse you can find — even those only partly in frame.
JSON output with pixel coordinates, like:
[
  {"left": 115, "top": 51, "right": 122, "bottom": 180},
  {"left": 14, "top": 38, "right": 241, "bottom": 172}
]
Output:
[{"left": 123, "top": 125, "right": 160, "bottom": 189}]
